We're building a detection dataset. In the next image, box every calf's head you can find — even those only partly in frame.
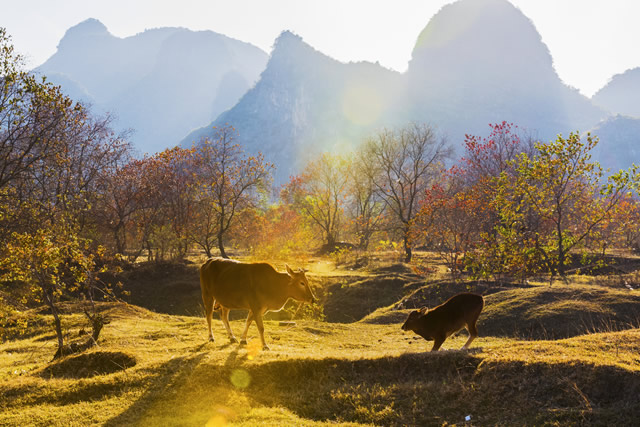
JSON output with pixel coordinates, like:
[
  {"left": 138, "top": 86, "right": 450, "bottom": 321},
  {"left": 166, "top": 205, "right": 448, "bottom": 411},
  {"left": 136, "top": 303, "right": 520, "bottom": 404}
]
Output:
[
  {"left": 401, "top": 307, "right": 430, "bottom": 333},
  {"left": 286, "top": 264, "right": 317, "bottom": 304}
]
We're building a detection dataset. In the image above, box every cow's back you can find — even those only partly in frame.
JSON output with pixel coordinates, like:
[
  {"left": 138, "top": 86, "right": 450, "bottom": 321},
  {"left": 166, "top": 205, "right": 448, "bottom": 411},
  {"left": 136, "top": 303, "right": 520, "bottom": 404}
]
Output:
[{"left": 200, "top": 258, "right": 281, "bottom": 309}]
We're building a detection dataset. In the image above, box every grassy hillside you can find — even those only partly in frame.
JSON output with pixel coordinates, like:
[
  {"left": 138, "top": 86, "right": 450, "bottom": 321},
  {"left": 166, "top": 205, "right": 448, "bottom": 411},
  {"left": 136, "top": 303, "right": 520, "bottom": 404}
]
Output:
[
  {"left": 1, "top": 303, "right": 639, "bottom": 426},
  {"left": 1, "top": 258, "right": 640, "bottom": 425},
  {"left": 365, "top": 281, "right": 640, "bottom": 338}
]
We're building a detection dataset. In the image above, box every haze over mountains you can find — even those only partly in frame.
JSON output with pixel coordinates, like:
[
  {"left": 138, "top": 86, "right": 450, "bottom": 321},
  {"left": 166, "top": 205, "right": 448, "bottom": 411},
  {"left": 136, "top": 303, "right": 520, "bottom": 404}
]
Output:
[
  {"left": 593, "top": 68, "right": 640, "bottom": 118},
  {"left": 35, "top": 0, "right": 639, "bottom": 179},
  {"left": 36, "top": 18, "right": 268, "bottom": 154},
  {"left": 183, "top": 31, "right": 405, "bottom": 179},
  {"left": 589, "top": 68, "right": 640, "bottom": 171}
]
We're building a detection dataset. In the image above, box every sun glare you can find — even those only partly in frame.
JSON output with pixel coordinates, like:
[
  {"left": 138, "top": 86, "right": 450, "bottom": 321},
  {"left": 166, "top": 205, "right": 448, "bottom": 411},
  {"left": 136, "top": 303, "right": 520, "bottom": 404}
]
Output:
[{"left": 341, "top": 84, "right": 383, "bottom": 126}]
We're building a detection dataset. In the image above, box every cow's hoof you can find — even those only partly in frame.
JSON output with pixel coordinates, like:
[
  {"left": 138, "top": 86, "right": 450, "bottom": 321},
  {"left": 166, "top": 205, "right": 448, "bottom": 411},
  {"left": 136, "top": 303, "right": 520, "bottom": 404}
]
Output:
[
  {"left": 229, "top": 337, "right": 239, "bottom": 344},
  {"left": 208, "top": 337, "right": 214, "bottom": 342},
  {"left": 239, "top": 339, "right": 248, "bottom": 345},
  {"left": 262, "top": 345, "right": 270, "bottom": 351}
]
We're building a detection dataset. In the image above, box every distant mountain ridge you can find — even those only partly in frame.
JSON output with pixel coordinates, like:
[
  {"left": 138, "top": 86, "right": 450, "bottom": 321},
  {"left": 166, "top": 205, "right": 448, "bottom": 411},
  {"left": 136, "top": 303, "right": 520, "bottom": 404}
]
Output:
[
  {"left": 36, "top": 18, "right": 268, "bottom": 154},
  {"left": 404, "top": 0, "right": 605, "bottom": 139},
  {"left": 39, "top": 1, "right": 638, "bottom": 177},
  {"left": 185, "top": 0, "right": 610, "bottom": 182},
  {"left": 589, "top": 115, "right": 640, "bottom": 172},
  {"left": 592, "top": 68, "right": 640, "bottom": 118},
  {"left": 183, "top": 31, "right": 403, "bottom": 181}
]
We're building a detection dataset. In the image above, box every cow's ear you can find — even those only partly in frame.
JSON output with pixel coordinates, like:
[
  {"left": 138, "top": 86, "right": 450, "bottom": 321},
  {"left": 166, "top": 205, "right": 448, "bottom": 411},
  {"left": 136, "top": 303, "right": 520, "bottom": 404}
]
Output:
[{"left": 285, "top": 264, "right": 294, "bottom": 276}]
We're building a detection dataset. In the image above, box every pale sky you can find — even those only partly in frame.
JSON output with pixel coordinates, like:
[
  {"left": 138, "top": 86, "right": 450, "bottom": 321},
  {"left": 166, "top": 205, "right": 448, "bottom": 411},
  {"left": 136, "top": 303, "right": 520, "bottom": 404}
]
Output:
[{"left": 2, "top": 0, "right": 639, "bottom": 97}]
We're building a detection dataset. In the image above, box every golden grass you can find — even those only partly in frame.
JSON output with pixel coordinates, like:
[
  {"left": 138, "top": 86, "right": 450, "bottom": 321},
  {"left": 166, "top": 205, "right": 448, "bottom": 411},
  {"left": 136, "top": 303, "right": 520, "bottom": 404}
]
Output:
[
  {"left": 2, "top": 255, "right": 640, "bottom": 425},
  {"left": 1, "top": 299, "right": 639, "bottom": 426}
]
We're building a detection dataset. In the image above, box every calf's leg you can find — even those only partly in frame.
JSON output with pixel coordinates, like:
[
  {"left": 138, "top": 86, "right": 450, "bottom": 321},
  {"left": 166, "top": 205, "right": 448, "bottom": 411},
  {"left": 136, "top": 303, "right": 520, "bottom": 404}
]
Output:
[
  {"left": 431, "top": 334, "right": 446, "bottom": 352},
  {"left": 462, "top": 321, "right": 479, "bottom": 350}
]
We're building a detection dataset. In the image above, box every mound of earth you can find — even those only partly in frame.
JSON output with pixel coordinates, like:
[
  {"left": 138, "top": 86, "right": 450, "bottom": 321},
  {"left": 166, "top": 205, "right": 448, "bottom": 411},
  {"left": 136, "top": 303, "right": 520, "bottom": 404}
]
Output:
[
  {"left": 395, "top": 280, "right": 530, "bottom": 310},
  {"left": 41, "top": 351, "right": 136, "bottom": 379},
  {"left": 370, "top": 263, "right": 419, "bottom": 276},
  {"left": 116, "top": 261, "right": 202, "bottom": 316},
  {"left": 480, "top": 285, "right": 640, "bottom": 339},
  {"left": 324, "top": 274, "right": 424, "bottom": 323},
  {"left": 361, "top": 281, "right": 640, "bottom": 341},
  {"left": 360, "top": 280, "right": 527, "bottom": 325}
]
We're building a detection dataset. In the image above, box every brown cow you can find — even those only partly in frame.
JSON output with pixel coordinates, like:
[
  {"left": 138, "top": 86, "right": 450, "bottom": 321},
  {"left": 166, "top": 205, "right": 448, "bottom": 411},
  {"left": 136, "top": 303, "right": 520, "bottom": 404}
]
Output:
[
  {"left": 401, "top": 293, "right": 484, "bottom": 351},
  {"left": 200, "top": 257, "right": 316, "bottom": 350}
]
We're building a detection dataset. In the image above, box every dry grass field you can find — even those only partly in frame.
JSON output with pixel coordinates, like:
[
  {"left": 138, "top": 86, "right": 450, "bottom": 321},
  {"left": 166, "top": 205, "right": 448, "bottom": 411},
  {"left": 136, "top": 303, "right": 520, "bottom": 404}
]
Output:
[{"left": 1, "top": 254, "right": 639, "bottom": 426}]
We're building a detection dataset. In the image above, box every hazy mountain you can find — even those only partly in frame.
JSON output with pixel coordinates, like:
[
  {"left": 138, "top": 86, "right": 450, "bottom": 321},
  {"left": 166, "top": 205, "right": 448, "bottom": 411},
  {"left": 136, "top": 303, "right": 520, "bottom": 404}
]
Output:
[
  {"left": 185, "top": 0, "right": 608, "bottom": 182},
  {"left": 183, "top": 31, "right": 404, "bottom": 182},
  {"left": 36, "top": 18, "right": 268, "bottom": 154},
  {"left": 592, "top": 68, "right": 640, "bottom": 118},
  {"left": 588, "top": 115, "right": 640, "bottom": 172},
  {"left": 404, "top": 0, "right": 605, "bottom": 142}
]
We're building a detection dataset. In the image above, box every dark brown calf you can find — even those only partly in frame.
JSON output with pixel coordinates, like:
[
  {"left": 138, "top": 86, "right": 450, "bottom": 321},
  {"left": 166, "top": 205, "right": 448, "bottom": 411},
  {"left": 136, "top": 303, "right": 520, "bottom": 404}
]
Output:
[{"left": 401, "top": 292, "right": 484, "bottom": 351}]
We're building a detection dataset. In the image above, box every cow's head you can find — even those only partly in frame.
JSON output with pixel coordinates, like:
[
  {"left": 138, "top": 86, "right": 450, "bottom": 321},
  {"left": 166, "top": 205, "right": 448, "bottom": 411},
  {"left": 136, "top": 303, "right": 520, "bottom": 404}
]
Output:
[
  {"left": 286, "top": 264, "right": 317, "bottom": 304},
  {"left": 401, "top": 307, "right": 428, "bottom": 331}
]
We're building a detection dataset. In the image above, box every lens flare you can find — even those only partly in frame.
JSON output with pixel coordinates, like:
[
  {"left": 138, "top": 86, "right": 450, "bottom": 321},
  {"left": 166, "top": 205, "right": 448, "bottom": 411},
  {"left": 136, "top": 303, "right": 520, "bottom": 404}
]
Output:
[
  {"left": 341, "top": 84, "right": 383, "bottom": 126},
  {"left": 205, "top": 415, "right": 227, "bottom": 427},
  {"left": 206, "top": 406, "right": 235, "bottom": 427},
  {"left": 246, "top": 339, "right": 262, "bottom": 358},
  {"left": 230, "top": 368, "right": 251, "bottom": 389}
]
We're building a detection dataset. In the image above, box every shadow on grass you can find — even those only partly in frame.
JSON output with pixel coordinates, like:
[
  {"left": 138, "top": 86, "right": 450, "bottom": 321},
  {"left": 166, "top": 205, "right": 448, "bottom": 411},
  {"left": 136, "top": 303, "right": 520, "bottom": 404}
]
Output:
[
  {"left": 246, "top": 351, "right": 482, "bottom": 425},
  {"left": 104, "top": 351, "right": 209, "bottom": 427},
  {"left": 241, "top": 352, "right": 640, "bottom": 425},
  {"left": 36, "top": 344, "right": 632, "bottom": 426}
]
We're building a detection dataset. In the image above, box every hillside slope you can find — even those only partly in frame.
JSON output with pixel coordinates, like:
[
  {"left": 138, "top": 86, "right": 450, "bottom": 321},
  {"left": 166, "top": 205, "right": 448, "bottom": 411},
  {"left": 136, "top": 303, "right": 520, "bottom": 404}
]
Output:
[
  {"left": 1, "top": 302, "right": 638, "bottom": 426},
  {"left": 2, "top": 256, "right": 640, "bottom": 425}
]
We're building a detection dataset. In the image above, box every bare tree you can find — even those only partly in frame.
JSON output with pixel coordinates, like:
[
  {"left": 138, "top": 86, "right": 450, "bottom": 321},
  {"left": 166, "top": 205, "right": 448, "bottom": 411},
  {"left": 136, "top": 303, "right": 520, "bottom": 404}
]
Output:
[
  {"left": 362, "top": 123, "right": 452, "bottom": 262},
  {"left": 192, "top": 126, "right": 273, "bottom": 258},
  {"left": 348, "top": 150, "right": 386, "bottom": 250},
  {"left": 297, "top": 153, "right": 349, "bottom": 250}
]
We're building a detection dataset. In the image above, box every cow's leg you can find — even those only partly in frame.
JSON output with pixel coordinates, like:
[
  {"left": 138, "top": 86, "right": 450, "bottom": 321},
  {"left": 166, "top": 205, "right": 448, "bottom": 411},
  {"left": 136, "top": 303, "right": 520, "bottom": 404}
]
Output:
[
  {"left": 253, "top": 310, "right": 269, "bottom": 350},
  {"left": 220, "top": 307, "right": 238, "bottom": 343},
  {"left": 462, "top": 321, "right": 479, "bottom": 350},
  {"left": 203, "top": 295, "right": 215, "bottom": 342},
  {"left": 240, "top": 311, "right": 255, "bottom": 345},
  {"left": 431, "top": 334, "right": 446, "bottom": 352}
]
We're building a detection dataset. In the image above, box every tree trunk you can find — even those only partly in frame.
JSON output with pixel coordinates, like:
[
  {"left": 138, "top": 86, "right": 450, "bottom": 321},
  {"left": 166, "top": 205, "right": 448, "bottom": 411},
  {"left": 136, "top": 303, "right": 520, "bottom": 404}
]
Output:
[
  {"left": 557, "top": 216, "right": 565, "bottom": 278},
  {"left": 114, "top": 223, "right": 125, "bottom": 255},
  {"left": 326, "top": 234, "right": 336, "bottom": 251},
  {"left": 358, "top": 235, "right": 369, "bottom": 251},
  {"left": 43, "top": 287, "right": 65, "bottom": 358},
  {"left": 218, "top": 232, "right": 228, "bottom": 259},
  {"left": 146, "top": 241, "right": 153, "bottom": 262},
  {"left": 403, "top": 232, "right": 412, "bottom": 263}
]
